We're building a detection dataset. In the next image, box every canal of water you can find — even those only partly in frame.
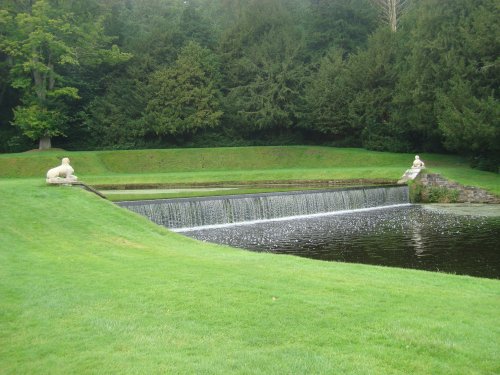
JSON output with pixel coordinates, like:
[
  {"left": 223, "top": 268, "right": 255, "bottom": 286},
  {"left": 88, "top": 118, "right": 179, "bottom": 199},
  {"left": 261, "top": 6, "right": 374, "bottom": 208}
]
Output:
[{"left": 183, "top": 204, "right": 500, "bottom": 279}]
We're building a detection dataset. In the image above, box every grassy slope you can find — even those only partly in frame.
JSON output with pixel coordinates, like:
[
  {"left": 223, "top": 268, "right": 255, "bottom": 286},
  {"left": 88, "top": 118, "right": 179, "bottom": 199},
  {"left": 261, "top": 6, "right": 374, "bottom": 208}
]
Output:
[
  {"left": 1, "top": 179, "right": 499, "bottom": 374},
  {"left": 1, "top": 146, "right": 498, "bottom": 195},
  {"left": 0, "top": 146, "right": 413, "bottom": 176}
]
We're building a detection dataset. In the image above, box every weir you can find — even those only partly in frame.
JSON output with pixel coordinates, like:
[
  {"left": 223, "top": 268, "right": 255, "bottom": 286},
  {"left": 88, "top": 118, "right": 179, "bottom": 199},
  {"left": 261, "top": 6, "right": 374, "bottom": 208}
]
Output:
[{"left": 117, "top": 185, "right": 410, "bottom": 231}]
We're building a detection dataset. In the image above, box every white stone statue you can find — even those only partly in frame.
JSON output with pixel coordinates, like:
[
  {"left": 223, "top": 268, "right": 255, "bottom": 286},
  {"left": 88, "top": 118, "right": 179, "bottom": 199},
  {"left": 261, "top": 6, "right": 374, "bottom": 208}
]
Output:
[
  {"left": 46, "top": 157, "right": 78, "bottom": 184},
  {"left": 412, "top": 155, "right": 425, "bottom": 169},
  {"left": 398, "top": 155, "right": 426, "bottom": 184}
]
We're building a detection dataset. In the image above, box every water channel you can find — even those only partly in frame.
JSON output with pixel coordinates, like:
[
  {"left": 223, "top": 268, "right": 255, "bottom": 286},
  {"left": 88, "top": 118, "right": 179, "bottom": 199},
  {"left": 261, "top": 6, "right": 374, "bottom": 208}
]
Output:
[
  {"left": 118, "top": 187, "right": 500, "bottom": 279},
  {"left": 183, "top": 205, "right": 500, "bottom": 279}
]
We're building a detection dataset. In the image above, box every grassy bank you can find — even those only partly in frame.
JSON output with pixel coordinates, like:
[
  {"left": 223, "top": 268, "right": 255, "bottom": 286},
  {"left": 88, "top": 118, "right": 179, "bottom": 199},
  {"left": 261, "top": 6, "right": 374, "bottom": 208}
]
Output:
[
  {"left": 0, "top": 146, "right": 415, "bottom": 177},
  {"left": 1, "top": 179, "right": 499, "bottom": 374},
  {"left": 1, "top": 146, "right": 498, "bottom": 196}
]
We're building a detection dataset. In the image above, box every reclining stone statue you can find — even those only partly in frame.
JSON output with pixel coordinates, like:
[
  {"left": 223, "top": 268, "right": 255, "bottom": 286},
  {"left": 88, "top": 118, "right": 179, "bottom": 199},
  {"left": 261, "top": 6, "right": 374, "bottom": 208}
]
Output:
[
  {"left": 46, "top": 157, "right": 78, "bottom": 184},
  {"left": 412, "top": 155, "right": 425, "bottom": 169},
  {"left": 398, "top": 155, "right": 426, "bottom": 184}
]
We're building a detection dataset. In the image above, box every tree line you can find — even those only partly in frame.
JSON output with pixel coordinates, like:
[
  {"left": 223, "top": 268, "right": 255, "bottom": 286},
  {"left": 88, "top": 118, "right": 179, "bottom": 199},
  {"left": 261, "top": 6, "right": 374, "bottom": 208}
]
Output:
[{"left": 0, "top": 0, "right": 498, "bottom": 171}]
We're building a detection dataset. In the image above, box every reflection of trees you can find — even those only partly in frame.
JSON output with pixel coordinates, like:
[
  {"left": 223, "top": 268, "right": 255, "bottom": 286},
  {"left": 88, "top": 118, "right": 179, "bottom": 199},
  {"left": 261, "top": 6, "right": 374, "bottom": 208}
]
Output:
[{"left": 411, "top": 221, "right": 424, "bottom": 256}]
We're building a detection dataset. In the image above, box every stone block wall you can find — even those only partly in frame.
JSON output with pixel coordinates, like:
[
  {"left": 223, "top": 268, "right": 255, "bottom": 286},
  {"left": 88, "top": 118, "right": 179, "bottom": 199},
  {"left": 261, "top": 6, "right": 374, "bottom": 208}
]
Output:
[{"left": 417, "top": 173, "right": 500, "bottom": 204}]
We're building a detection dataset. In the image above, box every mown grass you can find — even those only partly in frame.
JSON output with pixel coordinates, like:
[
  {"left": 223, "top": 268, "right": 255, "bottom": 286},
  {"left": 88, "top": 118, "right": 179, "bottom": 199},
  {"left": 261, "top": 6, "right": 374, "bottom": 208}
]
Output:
[
  {"left": 1, "top": 146, "right": 498, "bottom": 196},
  {"left": 1, "top": 179, "right": 499, "bottom": 374}
]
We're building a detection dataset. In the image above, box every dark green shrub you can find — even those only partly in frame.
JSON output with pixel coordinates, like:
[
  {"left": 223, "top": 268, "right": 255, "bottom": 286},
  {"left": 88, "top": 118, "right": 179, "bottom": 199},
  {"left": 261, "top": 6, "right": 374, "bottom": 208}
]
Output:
[
  {"left": 426, "top": 187, "right": 459, "bottom": 203},
  {"left": 408, "top": 181, "right": 423, "bottom": 203}
]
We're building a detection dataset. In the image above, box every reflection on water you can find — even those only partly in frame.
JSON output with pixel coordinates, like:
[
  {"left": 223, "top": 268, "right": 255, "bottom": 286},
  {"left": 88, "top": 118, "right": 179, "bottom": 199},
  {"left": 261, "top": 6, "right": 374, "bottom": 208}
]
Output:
[{"left": 184, "top": 205, "right": 500, "bottom": 279}]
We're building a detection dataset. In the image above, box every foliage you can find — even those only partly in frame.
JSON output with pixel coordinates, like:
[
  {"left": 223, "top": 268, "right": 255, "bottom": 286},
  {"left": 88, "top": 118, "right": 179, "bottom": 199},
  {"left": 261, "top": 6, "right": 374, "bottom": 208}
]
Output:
[
  {"left": 178, "top": 1, "right": 217, "bottom": 49},
  {"left": 83, "top": 69, "right": 149, "bottom": 149},
  {"left": 437, "top": 80, "right": 499, "bottom": 172},
  {"left": 348, "top": 28, "right": 405, "bottom": 151},
  {"left": 307, "top": 0, "right": 378, "bottom": 54},
  {"left": 0, "top": 0, "right": 78, "bottom": 147},
  {"left": 390, "top": 0, "right": 500, "bottom": 158},
  {"left": 425, "top": 186, "right": 460, "bottom": 203},
  {"left": 408, "top": 180, "right": 423, "bottom": 203},
  {"left": 12, "top": 103, "right": 67, "bottom": 140},
  {"left": 219, "top": 0, "right": 307, "bottom": 132},
  {"left": 0, "top": 0, "right": 498, "bottom": 168},
  {"left": 370, "top": 0, "right": 412, "bottom": 32},
  {"left": 145, "top": 41, "right": 223, "bottom": 137},
  {"left": 0, "top": 0, "right": 130, "bottom": 149},
  {"left": 304, "top": 50, "right": 355, "bottom": 137}
]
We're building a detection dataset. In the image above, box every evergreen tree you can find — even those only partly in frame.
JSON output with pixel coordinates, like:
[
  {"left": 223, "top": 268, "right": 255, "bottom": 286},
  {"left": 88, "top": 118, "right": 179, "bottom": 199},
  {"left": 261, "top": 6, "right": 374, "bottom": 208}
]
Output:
[
  {"left": 0, "top": 0, "right": 497, "bottom": 157},
  {"left": 179, "top": 0, "right": 216, "bottom": 48},
  {"left": 349, "top": 29, "right": 408, "bottom": 151},
  {"left": 435, "top": 0, "right": 500, "bottom": 170},
  {"left": 307, "top": 0, "right": 378, "bottom": 55},
  {"left": 437, "top": 79, "right": 499, "bottom": 171},
  {"left": 83, "top": 0, "right": 182, "bottom": 149},
  {"left": 304, "top": 50, "right": 356, "bottom": 140},
  {"left": 144, "top": 41, "right": 223, "bottom": 138},
  {"left": 391, "top": 0, "right": 499, "bottom": 155},
  {"left": 220, "top": 0, "right": 307, "bottom": 133}
]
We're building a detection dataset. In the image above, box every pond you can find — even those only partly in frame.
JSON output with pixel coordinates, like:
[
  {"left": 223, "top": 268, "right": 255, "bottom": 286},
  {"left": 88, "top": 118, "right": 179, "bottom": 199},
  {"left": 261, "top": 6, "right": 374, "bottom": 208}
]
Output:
[{"left": 182, "top": 204, "right": 500, "bottom": 279}]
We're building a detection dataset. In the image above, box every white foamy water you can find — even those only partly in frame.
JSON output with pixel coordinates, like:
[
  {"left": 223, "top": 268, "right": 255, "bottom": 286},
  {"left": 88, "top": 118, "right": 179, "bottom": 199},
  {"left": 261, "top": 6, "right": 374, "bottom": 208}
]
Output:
[
  {"left": 118, "top": 186, "right": 410, "bottom": 230},
  {"left": 172, "top": 203, "right": 412, "bottom": 232}
]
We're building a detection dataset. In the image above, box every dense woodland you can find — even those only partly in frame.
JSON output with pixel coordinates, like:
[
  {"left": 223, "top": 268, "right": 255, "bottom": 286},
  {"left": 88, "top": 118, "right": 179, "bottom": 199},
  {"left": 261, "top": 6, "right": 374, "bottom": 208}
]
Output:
[{"left": 0, "top": 0, "right": 498, "bottom": 170}]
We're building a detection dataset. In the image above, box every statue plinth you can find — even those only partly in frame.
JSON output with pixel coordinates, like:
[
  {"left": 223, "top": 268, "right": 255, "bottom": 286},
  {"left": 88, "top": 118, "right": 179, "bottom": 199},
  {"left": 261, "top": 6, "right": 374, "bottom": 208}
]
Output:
[
  {"left": 46, "top": 176, "right": 78, "bottom": 185},
  {"left": 398, "top": 167, "right": 424, "bottom": 184}
]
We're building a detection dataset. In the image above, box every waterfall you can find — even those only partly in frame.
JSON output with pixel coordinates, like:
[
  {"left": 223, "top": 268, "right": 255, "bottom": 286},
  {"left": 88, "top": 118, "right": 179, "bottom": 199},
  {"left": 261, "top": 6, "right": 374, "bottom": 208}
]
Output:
[{"left": 117, "top": 186, "right": 410, "bottom": 231}]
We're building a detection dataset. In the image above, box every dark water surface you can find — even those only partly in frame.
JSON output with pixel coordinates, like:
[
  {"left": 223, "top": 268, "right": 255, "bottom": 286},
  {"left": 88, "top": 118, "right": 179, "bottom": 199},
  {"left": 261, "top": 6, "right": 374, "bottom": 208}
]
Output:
[{"left": 183, "top": 205, "right": 500, "bottom": 279}]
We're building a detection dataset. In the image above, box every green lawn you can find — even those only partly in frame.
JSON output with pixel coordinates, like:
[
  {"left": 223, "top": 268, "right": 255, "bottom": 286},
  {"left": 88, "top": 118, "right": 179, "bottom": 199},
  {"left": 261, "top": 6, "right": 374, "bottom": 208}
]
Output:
[
  {"left": 1, "top": 173, "right": 500, "bottom": 373},
  {"left": 1, "top": 146, "right": 498, "bottom": 197},
  {"left": 0, "top": 146, "right": 417, "bottom": 177}
]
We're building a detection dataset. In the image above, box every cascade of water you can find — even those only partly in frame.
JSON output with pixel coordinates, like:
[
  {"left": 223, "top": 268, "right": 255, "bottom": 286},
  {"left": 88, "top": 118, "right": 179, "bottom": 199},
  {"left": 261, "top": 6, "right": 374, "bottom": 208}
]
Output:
[{"left": 117, "top": 185, "right": 410, "bottom": 230}]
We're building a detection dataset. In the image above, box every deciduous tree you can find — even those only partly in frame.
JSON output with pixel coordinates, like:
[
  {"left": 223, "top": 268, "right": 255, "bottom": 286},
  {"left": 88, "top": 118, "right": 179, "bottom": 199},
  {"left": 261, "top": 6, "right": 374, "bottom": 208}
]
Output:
[{"left": 0, "top": 0, "right": 130, "bottom": 149}]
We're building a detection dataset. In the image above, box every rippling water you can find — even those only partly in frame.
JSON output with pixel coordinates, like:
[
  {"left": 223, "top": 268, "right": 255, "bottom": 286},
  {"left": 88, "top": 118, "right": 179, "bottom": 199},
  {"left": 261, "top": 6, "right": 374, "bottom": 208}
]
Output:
[{"left": 184, "top": 205, "right": 500, "bottom": 279}]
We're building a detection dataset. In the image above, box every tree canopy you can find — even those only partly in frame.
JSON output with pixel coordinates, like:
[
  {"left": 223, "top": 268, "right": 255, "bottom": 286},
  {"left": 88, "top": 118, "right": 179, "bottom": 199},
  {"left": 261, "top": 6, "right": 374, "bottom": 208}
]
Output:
[
  {"left": 0, "top": 0, "right": 498, "bottom": 170},
  {"left": 0, "top": 0, "right": 130, "bottom": 149}
]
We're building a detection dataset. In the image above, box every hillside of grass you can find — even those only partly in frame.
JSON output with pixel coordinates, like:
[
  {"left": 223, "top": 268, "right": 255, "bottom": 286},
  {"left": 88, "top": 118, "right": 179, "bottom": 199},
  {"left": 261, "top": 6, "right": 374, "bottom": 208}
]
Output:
[
  {"left": 1, "top": 146, "right": 498, "bottom": 195},
  {"left": 1, "top": 179, "right": 499, "bottom": 374},
  {"left": 0, "top": 146, "right": 412, "bottom": 176}
]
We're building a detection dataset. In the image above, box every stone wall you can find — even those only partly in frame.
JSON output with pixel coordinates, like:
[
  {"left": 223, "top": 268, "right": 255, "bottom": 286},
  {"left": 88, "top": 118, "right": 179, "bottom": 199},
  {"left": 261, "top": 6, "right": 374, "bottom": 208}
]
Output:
[{"left": 417, "top": 173, "right": 500, "bottom": 204}]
